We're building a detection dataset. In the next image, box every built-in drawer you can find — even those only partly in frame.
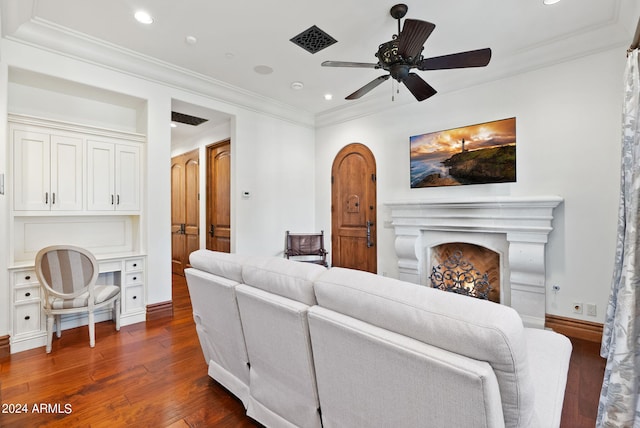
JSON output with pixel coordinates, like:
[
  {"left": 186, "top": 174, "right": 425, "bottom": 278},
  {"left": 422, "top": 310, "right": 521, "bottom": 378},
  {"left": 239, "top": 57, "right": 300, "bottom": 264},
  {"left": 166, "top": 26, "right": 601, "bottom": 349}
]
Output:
[
  {"left": 125, "top": 285, "right": 144, "bottom": 311},
  {"left": 14, "top": 285, "right": 40, "bottom": 303},
  {"left": 13, "top": 270, "right": 37, "bottom": 286},
  {"left": 14, "top": 302, "right": 41, "bottom": 336},
  {"left": 125, "top": 259, "right": 144, "bottom": 272},
  {"left": 125, "top": 272, "right": 144, "bottom": 285}
]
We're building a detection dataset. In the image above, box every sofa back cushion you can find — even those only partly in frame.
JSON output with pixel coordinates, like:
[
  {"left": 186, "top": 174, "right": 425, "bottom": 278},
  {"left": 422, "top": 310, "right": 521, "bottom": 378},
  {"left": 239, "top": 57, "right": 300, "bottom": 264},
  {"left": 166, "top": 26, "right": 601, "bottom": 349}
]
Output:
[
  {"left": 189, "top": 250, "right": 247, "bottom": 283},
  {"left": 308, "top": 305, "right": 505, "bottom": 428},
  {"left": 313, "top": 267, "right": 536, "bottom": 428},
  {"left": 242, "top": 256, "right": 325, "bottom": 306}
]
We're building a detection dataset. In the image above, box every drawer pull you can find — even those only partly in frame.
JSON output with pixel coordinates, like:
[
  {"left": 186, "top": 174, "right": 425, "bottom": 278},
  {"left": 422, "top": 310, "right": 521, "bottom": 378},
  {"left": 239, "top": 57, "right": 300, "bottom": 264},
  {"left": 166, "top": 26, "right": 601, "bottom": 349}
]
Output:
[
  {"left": 132, "top": 277, "right": 137, "bottom": 281},
  {"left": 25, "top": 275, "right": 31, "bottom": 280},
  {"left": 24, "top": 315, "right": 30, "bottom": 320},
  {"left": 25, "top": 292, "right": 31, "bottom": 297},
  {"left": 133, "top": 263, "right": 137, "bottom": 267}
]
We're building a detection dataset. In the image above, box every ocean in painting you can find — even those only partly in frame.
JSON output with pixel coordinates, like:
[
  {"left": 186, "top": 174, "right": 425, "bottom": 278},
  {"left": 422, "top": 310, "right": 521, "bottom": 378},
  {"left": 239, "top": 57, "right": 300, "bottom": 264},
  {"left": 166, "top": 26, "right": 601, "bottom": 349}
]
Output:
[{"left": 410, "top": 153, "right": 451, "bottom": 187}]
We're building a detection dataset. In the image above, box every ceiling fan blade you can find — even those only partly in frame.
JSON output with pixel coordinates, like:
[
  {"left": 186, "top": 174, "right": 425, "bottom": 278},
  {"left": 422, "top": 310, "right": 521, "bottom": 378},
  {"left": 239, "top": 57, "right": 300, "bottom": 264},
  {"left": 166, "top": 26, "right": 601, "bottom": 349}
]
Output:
[
  {"left": 418, "top": 48, "right": 492, "bottom": 70},
  {"left": 322, "top": 61, "right": 379, "bottom": 69},
  {"left": 398, "top": 19, "right": 436, "bottom": 60},
  {"left": 346, "top": 75, "right": 391, "bottom": 100},
  {"left": 403, "top": 73, "right": 437, "bottom": 101}
]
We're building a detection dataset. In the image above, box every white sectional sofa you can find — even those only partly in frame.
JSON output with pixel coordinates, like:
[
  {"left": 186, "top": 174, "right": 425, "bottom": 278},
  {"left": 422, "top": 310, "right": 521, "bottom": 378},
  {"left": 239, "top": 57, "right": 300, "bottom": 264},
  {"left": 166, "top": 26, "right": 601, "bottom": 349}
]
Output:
[{"left": 185, "top": 250, "right": 572, "bottom": 428}]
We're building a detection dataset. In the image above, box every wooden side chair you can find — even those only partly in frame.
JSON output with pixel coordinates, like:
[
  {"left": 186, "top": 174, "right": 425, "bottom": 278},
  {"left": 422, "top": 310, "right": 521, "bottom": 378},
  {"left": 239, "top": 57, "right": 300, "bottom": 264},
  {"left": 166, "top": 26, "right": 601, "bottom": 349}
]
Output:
[
  {"left": 35, "top": 245, "right": 121, "bottom": 353},
  {"left": 284, "top": 230, "right": 328, "bottom": 267}
]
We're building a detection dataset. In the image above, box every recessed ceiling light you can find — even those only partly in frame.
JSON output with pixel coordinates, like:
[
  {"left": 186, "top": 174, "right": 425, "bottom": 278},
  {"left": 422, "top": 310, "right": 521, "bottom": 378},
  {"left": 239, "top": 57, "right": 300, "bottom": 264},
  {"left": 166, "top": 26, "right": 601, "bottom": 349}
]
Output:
[
  {"left": 170, "top": 122, "right": 177, "bottom": 128},
  {"left": 185, "top": 36, "right": 197, "bottom": 45},
  {"left": 290, "top": 81, "right": 304, "bottom": 90},
  {"left": 543, "top": 0, "right": 561, "bottom": 4},
  {"left": 324, "top": 94, "right": 333, "bottom": 100},
  {"left": 254, "top": 65, "right": 274, "bottom": 75},
  {"left": 225, "top": 52, "right": 235, "bottom": 60},
  {"left": 134, "top": 10, "right": 154, "bottom": 24}
]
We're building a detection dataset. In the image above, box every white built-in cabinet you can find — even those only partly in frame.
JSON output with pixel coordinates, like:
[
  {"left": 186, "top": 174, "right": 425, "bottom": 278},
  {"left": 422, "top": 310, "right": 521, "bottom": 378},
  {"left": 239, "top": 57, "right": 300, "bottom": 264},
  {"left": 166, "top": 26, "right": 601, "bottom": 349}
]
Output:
[
  {"left": 8, "top": 114, "right": 147, "bottom": 354},
  {"left": 10, "top": 116, "right": 143, "bottom": 214},
  {"left": 13, "top": 129, "right": 83, "bottom": 211},
  {"left": 87, "top": 140, "right": 140, "bottom": 211}
]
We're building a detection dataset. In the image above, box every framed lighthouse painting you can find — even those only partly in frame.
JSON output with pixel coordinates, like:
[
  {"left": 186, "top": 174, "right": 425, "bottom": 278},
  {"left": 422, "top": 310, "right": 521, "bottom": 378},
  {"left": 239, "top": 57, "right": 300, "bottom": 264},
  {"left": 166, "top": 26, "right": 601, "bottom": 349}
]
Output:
[{"left": 410, "top": 117, "right": 516, "bottom": 188}]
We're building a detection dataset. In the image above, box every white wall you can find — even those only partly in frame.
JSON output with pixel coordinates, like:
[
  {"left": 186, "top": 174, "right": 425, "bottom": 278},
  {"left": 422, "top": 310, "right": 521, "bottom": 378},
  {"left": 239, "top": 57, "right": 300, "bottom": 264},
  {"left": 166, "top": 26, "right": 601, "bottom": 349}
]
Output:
[
  {"left": 0, "top": 39, "right": 317, "bottom": 339},
  {"left": 315, "top": 47, "right": 625, "bottom": 323}
]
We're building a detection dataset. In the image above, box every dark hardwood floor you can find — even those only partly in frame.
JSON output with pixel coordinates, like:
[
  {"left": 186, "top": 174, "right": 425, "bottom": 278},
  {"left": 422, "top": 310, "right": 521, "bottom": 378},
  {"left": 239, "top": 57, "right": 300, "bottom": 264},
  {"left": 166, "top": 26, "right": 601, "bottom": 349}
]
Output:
[{"left": 0, "top": 274, "right": 605, "bottom": 427}]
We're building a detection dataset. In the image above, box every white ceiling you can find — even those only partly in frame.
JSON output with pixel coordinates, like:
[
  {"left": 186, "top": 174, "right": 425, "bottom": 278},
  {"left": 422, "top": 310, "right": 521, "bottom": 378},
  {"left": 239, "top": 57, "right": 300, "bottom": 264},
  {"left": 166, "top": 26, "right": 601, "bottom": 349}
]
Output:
[{"left": 1, "top": 0, "right": 639, "bottom": 122}]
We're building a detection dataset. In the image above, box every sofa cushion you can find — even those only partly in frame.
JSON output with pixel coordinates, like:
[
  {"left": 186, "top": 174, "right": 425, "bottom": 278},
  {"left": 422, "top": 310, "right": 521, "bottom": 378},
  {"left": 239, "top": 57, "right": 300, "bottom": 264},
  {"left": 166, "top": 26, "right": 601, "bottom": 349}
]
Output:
[
  {"left": 242, "top": 256, "right": 325, "bottom": 306},
  {"left": 189, "top": 250, "right": 247, "bottom": 283},
  {"left": 313, "top": 267, "right": 536, "bottom": 428}
]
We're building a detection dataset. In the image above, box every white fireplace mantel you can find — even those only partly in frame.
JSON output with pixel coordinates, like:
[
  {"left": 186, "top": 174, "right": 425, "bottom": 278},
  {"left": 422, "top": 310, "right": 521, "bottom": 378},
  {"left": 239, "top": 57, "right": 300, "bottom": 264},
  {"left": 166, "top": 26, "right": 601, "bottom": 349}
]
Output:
[{"left": 385, "top": 196, "right": 563, "bottom": 328}]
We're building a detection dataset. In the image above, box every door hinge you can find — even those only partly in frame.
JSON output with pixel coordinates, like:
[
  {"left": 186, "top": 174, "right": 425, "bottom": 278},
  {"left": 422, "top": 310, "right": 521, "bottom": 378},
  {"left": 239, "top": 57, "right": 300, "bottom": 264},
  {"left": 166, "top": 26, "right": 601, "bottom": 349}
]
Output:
[{"left": 371, "top": 174, "right": 377, "bottom": 182}]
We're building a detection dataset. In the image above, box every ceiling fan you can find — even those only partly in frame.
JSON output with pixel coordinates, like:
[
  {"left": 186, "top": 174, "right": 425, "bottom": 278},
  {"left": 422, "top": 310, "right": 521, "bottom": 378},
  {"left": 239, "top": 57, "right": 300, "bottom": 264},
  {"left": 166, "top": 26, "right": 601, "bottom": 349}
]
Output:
[{"left": 322, "top": 3, "right": 492, "bottom": 102}]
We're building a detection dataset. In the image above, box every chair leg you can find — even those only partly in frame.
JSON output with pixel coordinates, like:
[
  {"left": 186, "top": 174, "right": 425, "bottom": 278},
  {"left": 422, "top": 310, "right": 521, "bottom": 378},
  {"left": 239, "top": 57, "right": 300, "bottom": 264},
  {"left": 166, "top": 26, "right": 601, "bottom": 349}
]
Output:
[
  {"left": 55, "top": 314, "right": 62, "bottom": 338},
  {"left": 46, "top": 315, "right": 54, "bottom": 353},
  {"left": 114, "top": 298, "right": 121, "bottom": 331},
  {"left": 88, "top": 310, "right": 95, "bottom": 348}
]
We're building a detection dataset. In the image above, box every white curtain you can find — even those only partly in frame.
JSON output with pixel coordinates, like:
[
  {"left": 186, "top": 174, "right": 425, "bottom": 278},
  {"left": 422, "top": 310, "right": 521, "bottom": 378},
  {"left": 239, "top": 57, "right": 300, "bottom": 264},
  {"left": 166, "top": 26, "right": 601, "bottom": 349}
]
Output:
[{"left": 598, "top": 48, "right": 640, "bottom": 427}]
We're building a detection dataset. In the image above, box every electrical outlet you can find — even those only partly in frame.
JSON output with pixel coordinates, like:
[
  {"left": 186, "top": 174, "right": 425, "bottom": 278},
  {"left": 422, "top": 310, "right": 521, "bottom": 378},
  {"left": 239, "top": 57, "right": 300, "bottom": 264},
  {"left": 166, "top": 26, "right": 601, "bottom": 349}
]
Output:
[
  {"left": 586, "top": 303, "right": 597, "bottom": 317},
  {"left": 572, "top": 302, "right": 583, "bottom": 314}
]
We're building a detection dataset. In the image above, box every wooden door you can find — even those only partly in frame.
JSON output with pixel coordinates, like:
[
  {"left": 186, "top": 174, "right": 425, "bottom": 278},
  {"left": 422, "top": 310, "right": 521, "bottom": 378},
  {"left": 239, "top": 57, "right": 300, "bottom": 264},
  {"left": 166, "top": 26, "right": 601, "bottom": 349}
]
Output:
[
  {"left": 331, "top": 143, "right": 377, "bottom": 273},
  {"left": 206, "top": 141, "right": 231, "bottom": 252},
  {"left": 171, "top": 150, "right": 200, "bottom": 275}
]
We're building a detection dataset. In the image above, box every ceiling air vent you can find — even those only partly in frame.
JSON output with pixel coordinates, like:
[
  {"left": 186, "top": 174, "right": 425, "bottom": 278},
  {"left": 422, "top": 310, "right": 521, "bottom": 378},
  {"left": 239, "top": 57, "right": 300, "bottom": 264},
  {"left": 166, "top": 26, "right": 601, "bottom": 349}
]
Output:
[
  {"left": 290, "top": 25, "right": 337, "bottom": 54},
  {"left": 171, "top": 111, "right": 208, "bottom": 126}
]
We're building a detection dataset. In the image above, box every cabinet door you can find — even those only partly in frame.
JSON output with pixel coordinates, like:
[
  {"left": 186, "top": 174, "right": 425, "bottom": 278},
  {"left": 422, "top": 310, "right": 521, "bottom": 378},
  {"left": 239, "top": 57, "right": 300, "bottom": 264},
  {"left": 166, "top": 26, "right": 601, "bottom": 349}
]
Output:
[
  {"left": 87, "top": 140, "right": 116, "bottom": 211},
  {"left": 115, "top": 144, "right": 140, "bottom": 211},
  {"left": 50, "top": 134, "right": 83, "bottom": 211},
  {"left": 13, "top": 130, "right": 50, "bottom": 211}
]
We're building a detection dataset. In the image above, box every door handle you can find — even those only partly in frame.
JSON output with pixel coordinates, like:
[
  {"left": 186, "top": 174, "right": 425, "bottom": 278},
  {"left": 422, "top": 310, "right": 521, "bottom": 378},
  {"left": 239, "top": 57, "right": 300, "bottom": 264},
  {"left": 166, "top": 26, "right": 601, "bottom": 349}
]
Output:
[
  {"left": 179, "top": 223, "right": 186, "bottom": 234},
  {"left": 209, "top": 224, "right": 215, "bottom": 237},
  {"left": 366, "top": 221, "right": 374, "bottom": 248}
]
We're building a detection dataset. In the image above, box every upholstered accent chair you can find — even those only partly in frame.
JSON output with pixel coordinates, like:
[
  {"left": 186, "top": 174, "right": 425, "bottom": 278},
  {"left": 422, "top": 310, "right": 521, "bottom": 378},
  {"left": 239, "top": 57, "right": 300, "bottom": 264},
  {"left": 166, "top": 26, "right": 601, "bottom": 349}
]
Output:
[{"left": 35, "top": 245, "right": 121, "bottom": 353}]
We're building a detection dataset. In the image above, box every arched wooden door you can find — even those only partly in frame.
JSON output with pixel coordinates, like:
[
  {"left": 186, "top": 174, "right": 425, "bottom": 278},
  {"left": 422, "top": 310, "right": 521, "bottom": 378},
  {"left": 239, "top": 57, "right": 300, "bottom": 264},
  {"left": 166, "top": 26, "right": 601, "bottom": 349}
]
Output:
[
  {"left": 206, "top": 141, "right": 231, "bottom": 252},
  {"left": 171, "top": 149, "right": 199, "bottom": 275},
  {"left": 331, "top": 143, "right": 377, "bottom": 273}
]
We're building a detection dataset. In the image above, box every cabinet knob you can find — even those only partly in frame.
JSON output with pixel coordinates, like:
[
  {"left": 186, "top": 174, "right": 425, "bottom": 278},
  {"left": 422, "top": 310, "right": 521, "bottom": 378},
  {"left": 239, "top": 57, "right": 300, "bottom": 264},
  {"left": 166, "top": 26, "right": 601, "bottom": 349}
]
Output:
[
  {"left": 132, "top": 277, "right": 137, "bottom": 281},
  {"left": 25, "top": 292, "right": 31, "bottom": 297},
  {"left": 24, "top": 315, "right": 30, "bottom": 320},
  {"left": 133, "top": 263, "right": 137, "bottom": 267},
  {"left": 25, "top": 275, "right": 31, "bottom": 280},
  {"left": 132, "top": 296, "right": 137, "bottom": 300}
]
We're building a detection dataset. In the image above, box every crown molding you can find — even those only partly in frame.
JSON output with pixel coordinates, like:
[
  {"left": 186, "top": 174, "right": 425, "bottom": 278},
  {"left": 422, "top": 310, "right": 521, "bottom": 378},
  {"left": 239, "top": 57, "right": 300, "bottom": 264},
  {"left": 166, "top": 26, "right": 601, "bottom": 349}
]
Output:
[{"left": 6, "top": 17, "right": 315, "bottom": 128}]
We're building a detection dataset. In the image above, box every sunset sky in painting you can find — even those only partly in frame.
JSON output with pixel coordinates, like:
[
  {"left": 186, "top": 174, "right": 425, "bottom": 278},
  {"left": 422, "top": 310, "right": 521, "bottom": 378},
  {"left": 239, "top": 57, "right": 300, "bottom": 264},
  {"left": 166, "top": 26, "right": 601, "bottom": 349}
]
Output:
[{"left": 410, "top": 117, "right": 516, "bottom": 160}]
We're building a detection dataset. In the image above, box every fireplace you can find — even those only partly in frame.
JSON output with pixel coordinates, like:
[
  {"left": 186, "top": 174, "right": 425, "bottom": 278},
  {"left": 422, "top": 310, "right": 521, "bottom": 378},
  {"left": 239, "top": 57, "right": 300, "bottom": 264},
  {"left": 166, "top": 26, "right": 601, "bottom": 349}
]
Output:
[
  {"left": 430, "top": 242, "right": 500, "bottom": 303},
  {"left": 386, "top": 196, "right": 563, "bottom": 328}
]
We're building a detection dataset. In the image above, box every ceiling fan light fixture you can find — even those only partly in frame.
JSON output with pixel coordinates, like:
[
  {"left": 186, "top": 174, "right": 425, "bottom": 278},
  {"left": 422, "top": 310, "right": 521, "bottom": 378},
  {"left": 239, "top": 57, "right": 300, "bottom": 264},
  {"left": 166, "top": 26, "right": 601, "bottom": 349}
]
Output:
[{"left": 134, "top": 10, "right": 154, "bottom": 24}]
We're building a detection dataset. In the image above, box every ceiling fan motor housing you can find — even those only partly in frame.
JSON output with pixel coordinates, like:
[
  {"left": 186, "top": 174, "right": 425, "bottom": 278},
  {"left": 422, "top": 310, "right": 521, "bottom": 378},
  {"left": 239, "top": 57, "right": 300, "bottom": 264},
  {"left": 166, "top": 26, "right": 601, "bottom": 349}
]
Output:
[{"left": 376, "top": 40, "right": 402, "bottom": 66}]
